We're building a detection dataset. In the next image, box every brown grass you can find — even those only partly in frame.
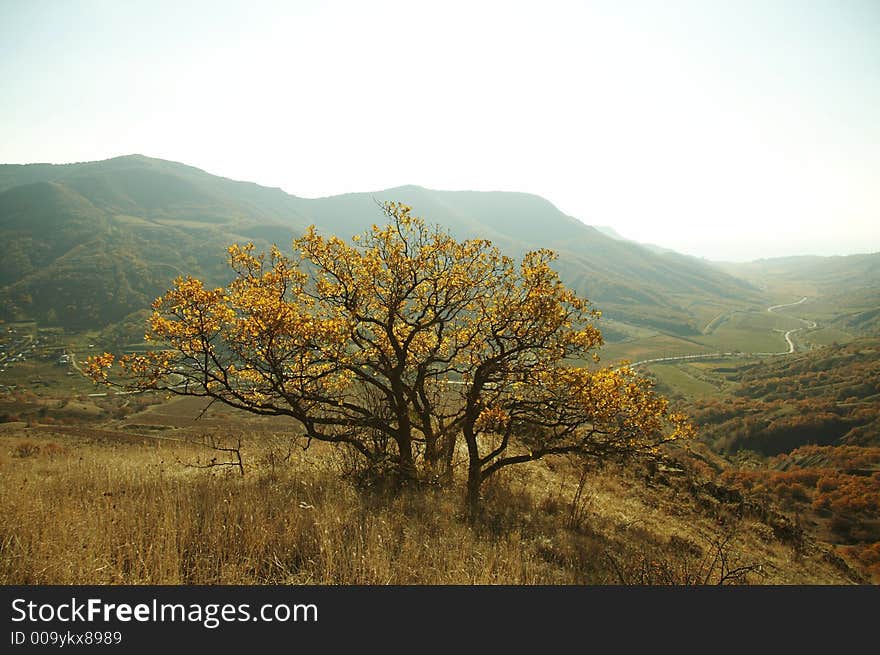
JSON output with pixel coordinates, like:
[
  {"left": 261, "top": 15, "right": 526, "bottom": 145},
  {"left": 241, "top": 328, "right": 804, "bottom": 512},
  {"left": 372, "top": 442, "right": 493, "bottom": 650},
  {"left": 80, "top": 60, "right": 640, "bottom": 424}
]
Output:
[
  {"left": 0, "top": 432, "right": 575, "bottom": 584},
  {"left": 0, "top": 428, "right": 864, "bottom": 585}
]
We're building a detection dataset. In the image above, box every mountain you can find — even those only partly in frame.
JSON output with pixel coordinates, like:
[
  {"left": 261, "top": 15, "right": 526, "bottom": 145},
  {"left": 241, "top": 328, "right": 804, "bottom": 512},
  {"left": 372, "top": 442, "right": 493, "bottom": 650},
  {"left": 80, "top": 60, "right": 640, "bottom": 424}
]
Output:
[
  {"left": 0, "top": 155, "right": 760, "bottom": 334},
  {"left": 594, "top": 224, "right": 679, "bottom": 256},
  {"left": 715, "top": 254, "right": 880, "bottom": 291},
  {"left": 593, "top": 225, "right": 627, "bottom": 241},
  {"left": 0, "top": 156, "right": 312, "bottom": 328},
  {"left": 291, "top": 184, "right": 761, "bottom": 334}
]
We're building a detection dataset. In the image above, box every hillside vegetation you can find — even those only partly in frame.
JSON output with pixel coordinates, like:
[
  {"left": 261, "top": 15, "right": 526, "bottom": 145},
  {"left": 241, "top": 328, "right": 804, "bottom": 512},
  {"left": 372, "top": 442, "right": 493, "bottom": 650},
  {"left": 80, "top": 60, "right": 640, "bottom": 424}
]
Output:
[
  {"left": 717, "top": 255, "right": 880, "bottom": 338},
  {"left": 0, "top": 415, "right": 860, "bottom": 584},
  {"left": 685, "top": 340, "right": 880, "bottom": 455},
  {"left": 672, "top": 339, "right": 880, "bottom": 581},
  {"left": 0, "top": 155, "right": 760, "bottom": 336}
]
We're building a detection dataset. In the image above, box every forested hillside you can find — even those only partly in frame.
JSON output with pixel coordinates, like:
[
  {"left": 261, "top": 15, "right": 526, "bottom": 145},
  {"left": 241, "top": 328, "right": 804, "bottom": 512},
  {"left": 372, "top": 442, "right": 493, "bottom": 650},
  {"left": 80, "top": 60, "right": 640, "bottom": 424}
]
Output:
[
  {"left": 685, "top": 340, "right": 880, "bottom": 455},
  {"left": 0, "top": 155, "right": 760, "bottom": 335},
  {"left": 674, "top": 339, "right": 880, "bottom": 581}
]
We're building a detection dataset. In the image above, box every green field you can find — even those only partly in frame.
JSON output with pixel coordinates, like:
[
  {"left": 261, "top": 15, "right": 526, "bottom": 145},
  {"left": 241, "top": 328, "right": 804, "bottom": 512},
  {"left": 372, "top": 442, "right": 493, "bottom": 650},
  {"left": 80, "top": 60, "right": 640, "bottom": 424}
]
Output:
[
  {"left": 802, "top": 327, "right": 858, "bottom": 347},
  {"left": 696, "top": 327, "right": 787, "bottom": 353},
  {"left": 646, "top": 363, "right": 723, "bottom": 399},
  {"left": 599, "top": 322, "right": 795, "bottom": 365},
  {"left": 596, "top": 334, "right": 711, "bottom": 364},
  {"left": 680, "top": 300, "right": 745, "bottom": 334}
]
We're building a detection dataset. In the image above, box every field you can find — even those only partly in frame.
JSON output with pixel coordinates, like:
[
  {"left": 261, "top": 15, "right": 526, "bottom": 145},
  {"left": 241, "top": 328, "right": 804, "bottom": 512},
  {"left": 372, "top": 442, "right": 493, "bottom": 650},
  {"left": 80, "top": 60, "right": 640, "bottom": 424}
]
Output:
[
  {"left": 683, "top": 301, "right": 740, "bottom": 334},
  {"left": 646, "top": 363, "right": 724, "bottom": 399},
  {"left": 597, "top": 334, "right": 711, "bottom": 365},
  {"left": 0, "top": 415, "right": 858, "bottom": 585},
  {"left": 600, "top": 292, "right": 862, "bottom": 366},
  {"left": 802, "top": 327, "right": 858, "bottom": 348}
]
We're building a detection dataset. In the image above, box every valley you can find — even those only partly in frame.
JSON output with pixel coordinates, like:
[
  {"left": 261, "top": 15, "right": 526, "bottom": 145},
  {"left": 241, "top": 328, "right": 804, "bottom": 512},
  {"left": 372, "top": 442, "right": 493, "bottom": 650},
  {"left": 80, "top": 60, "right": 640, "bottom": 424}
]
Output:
[{"left": 0, "top": 155, "right": 877, "bottom": 585}]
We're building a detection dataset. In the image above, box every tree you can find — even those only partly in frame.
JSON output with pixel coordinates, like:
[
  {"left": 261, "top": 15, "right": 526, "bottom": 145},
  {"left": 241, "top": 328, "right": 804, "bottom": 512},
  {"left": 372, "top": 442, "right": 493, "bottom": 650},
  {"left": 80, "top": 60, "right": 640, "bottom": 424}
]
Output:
[{"left": 88, "top": 202, "right": 692, "bottom": 514}]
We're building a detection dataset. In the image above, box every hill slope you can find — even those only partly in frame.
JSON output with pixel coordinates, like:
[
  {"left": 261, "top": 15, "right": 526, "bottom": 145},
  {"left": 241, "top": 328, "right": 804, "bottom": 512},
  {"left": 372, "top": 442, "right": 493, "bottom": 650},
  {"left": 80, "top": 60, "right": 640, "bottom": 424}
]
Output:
[
  {"left": 674, "top": 338, "right": 880, "bottom": 581},
  {"left": 683, "top": 339, "right": 880, "bottom": 456},
  {"left": 716, "top": 254, "right": 880, "bottom": 291},
  {"left": 297, "top": 185, "right": 760, "bottom": 334},
  {"left": 0, "top": 155, "right": 760, "bottom": 333}
]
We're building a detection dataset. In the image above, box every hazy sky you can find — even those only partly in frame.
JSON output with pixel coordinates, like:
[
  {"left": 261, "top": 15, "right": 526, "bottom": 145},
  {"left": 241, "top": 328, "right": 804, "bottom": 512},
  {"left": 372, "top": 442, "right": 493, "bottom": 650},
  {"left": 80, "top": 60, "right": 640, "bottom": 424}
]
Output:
[{"left": 1, "top": 0, "right": 878, "bottom": 261}]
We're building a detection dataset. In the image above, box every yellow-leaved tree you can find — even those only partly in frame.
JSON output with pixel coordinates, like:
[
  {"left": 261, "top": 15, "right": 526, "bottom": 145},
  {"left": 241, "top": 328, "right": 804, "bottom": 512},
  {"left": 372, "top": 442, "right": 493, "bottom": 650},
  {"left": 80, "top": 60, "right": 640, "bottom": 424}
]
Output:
[{"left": 88, "top": 202, "right": 692, "bottom": 514}]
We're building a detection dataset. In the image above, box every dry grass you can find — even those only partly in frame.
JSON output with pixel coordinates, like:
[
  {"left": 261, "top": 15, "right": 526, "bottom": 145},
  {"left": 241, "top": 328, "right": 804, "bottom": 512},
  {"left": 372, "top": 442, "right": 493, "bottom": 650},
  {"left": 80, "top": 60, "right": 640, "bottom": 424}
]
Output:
[
  {"left": 0, "top": 427, "right": 864, "bottom": 585},
  {"left": 0, "top": 431, "right": 577, "bottom": 584}
]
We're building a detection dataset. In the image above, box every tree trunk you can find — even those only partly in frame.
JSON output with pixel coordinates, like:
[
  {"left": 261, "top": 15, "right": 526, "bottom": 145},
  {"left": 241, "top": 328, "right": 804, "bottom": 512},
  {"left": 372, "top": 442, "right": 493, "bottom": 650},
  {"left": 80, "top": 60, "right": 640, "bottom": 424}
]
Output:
[
  {"left": 423, "top": 428, "right": 438, "bottom": 472},
  {"left": 463, "top": 422, "right": 482, "bottom": 520},
  {"left": 466, "top": 464, "right": 482, "bottom": 520},
  {"left": 391, "top": 377, "right": 418, "bottom": 482},
  {"left": 395, "top": 430, "right": 417, "bottom": 482},
  {"left": 440, "top": 431, "right": 457, "bottom": 484},
  {"left": 394, "top": 405, "right": 418, "bottom": 482}
]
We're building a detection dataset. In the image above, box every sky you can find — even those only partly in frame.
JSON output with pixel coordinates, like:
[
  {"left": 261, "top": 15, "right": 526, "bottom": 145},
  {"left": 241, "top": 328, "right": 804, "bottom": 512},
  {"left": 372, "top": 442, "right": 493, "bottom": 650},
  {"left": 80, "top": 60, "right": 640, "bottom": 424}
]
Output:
[{"left": 1, "top": 0, "right": 878, "bottom": 261}]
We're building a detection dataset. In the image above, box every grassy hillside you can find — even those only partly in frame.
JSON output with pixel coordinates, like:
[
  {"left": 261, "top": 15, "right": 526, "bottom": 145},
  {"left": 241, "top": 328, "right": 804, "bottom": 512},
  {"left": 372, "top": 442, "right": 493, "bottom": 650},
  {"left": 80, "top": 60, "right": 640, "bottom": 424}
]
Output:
[
  {"left": 716, "top": 253, "right": 880, "bottom": 292},
  {"left": 0, "top": 157, "right": 313, "bottom": 328},
  {"left": 0, "top": 155, "right": 312, "bottom": 227},
  {"left": 0, "top": 402, "right": 860, "bottom": 584},
  {"left": 0, "top": 184, "right": 244, "bottom": 328}
]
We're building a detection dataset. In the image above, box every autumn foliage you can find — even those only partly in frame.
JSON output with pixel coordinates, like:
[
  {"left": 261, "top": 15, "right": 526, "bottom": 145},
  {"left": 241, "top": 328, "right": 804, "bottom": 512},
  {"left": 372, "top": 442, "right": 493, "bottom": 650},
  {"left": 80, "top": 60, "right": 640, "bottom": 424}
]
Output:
[
  {"left": 686, "top": 341, "right": 880, "bottom": 455},
  {"left": 88, "top": 202, "right": 691, "bottom": 512}
]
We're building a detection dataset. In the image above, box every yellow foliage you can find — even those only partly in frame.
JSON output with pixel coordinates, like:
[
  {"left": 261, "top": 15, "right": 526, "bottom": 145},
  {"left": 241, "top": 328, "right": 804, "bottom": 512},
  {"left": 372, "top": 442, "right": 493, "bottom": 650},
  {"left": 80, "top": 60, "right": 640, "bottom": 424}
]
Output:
[{"left": 87, "top": 201, "right": 690, "bottom": 490}]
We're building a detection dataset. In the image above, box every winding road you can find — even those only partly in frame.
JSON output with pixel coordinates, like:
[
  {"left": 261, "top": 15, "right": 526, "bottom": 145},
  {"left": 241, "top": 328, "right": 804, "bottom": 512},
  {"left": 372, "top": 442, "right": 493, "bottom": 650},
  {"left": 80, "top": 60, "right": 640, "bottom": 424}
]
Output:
[
  {"left": 766, "top": 296, "right": 808, "bottom": 313},
  {"left": 767, "top": 297, "right": 817, "bottom": 355},
  {"left": 630, "top": 297, "right": 817, "bottom": 368}
]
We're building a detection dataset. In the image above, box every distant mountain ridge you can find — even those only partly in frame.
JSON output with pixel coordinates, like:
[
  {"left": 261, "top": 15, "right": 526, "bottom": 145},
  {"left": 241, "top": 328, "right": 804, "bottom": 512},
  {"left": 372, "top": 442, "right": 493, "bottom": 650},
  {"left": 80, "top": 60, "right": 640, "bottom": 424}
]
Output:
[
  {"left": 715, "top": 254, "right": 880, "bottom": 289},
  {"left": 1, "top": 154, "right": 762, "bottom": 335}
]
